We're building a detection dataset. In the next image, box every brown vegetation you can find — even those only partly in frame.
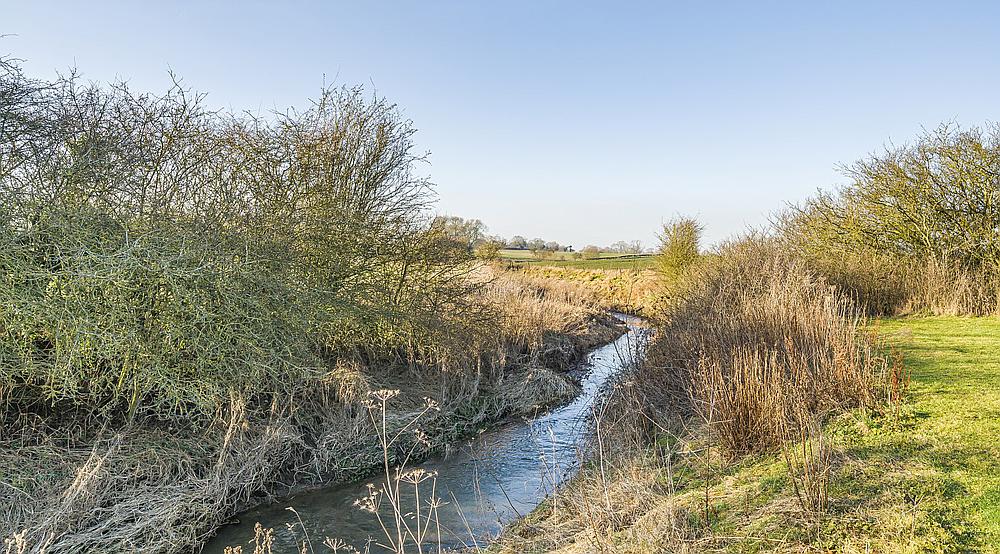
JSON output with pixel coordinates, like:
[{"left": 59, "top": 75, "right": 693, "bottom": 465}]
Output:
[
  {"left": 638, "top": 237, "right": 897, "bottom": 454},
  {"left": 514, "top": 266, "right": 659, "bottom": 316},
  {"left": 493, "top": 125, "right": 1000, "bottom": 551}
]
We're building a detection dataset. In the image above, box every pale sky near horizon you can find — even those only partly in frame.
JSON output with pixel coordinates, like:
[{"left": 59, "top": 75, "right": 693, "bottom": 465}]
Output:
[{"left": 4, "top": 1, "right": 1000, "bottom": 248}]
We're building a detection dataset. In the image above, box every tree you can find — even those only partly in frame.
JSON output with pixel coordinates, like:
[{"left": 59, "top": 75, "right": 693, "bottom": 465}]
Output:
[
  {"left": 657, "top": 217, "right": 703, "bottom": 281},
  {"left": 544, "top": 241, "right": 560, "bottom": 252},
  {"left": 508, "top": 235, "right": 527, "bottom": 250},
  {"left": 527, "top": 238, "right": 546, "bottom": 252},
  {"left": 581, "top": 245, "right": 601, "bottom": 259},
  {"left": 474, "top": 238, "right": 504, "bottom": 260},
  {"left": 434, "top": 216, "right": 487, "bottom": 252},
  {"left": 607, "top": 240, "right": 643, "bottom": 254},
  {"left": 792, "top": 123, "right": 1000, "bottom": 270}
]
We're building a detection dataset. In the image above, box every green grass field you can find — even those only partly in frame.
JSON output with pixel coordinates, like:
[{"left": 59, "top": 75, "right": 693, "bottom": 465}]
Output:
[
  {"left": 862, "top": 317, "right": 1000, "bottom": 549},
  {"left": 498, "top": 249, "right": 656, "bottom": 270}
]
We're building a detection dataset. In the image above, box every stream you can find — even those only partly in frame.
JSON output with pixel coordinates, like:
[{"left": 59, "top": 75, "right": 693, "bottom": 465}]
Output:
[{"left": 205, "top": 313, "right": 647, "bottom": 553}]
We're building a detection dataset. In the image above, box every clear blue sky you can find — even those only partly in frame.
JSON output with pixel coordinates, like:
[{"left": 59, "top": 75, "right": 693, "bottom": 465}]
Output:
[{"left": 5, "top": 1, "right": 1000, "bottom": 248}]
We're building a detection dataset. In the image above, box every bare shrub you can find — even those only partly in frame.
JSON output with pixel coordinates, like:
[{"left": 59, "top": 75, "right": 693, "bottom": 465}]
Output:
[
  {"left": 0, "top": 54, "right": 473, "bottom": 425},
  {"left": 656, "top": 216, "right": 702, "bottom": 284},
  {"left": 781, "top": 123, "right": 1000, "bottom": 316},
  {"left": 581, "top": 245, "right": 601, "bottom": 260}
]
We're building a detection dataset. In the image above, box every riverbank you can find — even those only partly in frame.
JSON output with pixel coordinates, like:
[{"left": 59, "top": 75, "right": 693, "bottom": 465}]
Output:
[
  {"left": 211, "top": 307, "right": 628, "bottom": 533},
  {"left": 207, "top": 315, "right": 645, "bottom": 552},
  {"left": 1, "top": 268, "right": 626, "bottom": 554},
  {"left": 490, "top": 316, "right": 1000, "bottom": 552}
]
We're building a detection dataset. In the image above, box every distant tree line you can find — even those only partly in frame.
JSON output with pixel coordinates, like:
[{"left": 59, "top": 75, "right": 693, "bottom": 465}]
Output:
[
  {"left": 435, "top": 217, "right": 649, "bottom": 261},
  {"left": 506, "top": 235, "right": 573, "bottom": 253},
  {"left": 506, "top": 236, "right": 645, "bottom": 255}
]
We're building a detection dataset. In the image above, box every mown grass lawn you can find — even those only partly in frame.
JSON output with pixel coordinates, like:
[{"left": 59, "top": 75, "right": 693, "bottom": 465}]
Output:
[{"left": 862, "top": 317, "right": 1000, "bottom": 550}]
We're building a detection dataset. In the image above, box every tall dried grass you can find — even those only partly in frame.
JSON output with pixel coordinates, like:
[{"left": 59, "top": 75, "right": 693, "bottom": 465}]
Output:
[
  {"left": 780, "top": 239, "right": 1000, "bottom": 317},
  {"left": 899, "top": 259, "right": 1000, "bottom": 316},
  {"left": 494, "top": 236, "right": 903, "bottom": 553},
  {"left": 636, "top": 236, "right": 898, "bottom": 456}
]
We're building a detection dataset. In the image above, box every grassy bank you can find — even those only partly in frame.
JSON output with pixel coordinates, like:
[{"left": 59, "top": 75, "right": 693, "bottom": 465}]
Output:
[
  {"left": 490, "top": 125, "right": 1000, "bottom": 552},
  {"left": 869, "top": 317, "right": 1000, "bottom": 548},
  {"left": 494, "top": 316, "right": 1000, "bottom": 552}
]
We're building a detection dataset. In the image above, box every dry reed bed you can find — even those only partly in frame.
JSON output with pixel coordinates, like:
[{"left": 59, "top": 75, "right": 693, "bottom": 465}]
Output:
[
  {"left": 781, "top": 242, "right": 1000, "bottom": 317},
  {"left": 514, "top": 266, "right": 659, "bottom": 316},
  {"left": 636, "top": 237, "right": 898, "bottom": 454}
]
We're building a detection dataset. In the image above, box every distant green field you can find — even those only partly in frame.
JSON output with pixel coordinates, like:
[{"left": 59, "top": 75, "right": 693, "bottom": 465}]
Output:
[{"left": 498, "top": 249, "right": 656, "bottom": 270}]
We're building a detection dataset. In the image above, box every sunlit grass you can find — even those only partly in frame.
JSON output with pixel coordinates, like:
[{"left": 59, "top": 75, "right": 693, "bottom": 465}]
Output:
[{"left": 868, "top": 317, "right": 1000, "bottom": 547}]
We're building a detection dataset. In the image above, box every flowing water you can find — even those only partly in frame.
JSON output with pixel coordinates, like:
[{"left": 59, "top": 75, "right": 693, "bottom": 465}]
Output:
[{"left": 205, "top": 314, "right": 647, "bottom": 553}]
